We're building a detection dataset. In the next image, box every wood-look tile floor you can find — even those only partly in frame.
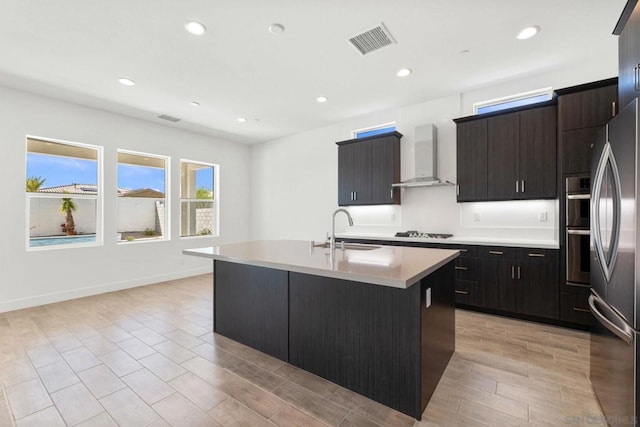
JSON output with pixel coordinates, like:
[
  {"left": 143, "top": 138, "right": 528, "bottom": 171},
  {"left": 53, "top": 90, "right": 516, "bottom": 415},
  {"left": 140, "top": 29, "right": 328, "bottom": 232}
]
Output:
[{"left": 0, "top": 274, "right": 604, "bottom": 426}]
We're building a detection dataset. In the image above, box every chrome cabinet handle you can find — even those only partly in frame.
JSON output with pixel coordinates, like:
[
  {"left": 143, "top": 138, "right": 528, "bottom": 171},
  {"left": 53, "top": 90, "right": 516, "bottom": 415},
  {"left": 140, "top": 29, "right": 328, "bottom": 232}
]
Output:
[
  {"left": 517, "top": 266, "right": 521, "bottom": 279},
  {"left": 454, "top": 266, "right": 468, "bottom": 271},
  {"left": 612, "top": 101, "right": 616, "bottom": 117},
  {"left": 567, "top": 194, "right": 590, "bottom": 200},
  {"left": 515, "top": 180, "right": 519, "bottom": 193},
  {"left": 528, "top": 253, "right": 545, "bottom": 258},
  {"left": 354, "top": 191, "right": 357, "bottom": 200},
  {"left": 455, "top": 290, "right": 469, "bottom": 295},
  {"left": 488, "top": 250, "right": 504, "bottom": 255},
  {"left": 521, "top": 180, "right": 525, "bottom": 193},
  {"left": 390, "top": 188, "right": 393, "bottom": 199},
  {"left": 567, "top": 229, "right": 590, "bottom": 235},
  {"left": 459, "top": 249, "right": 468, "bottom": 252},
  {"left": 573, "top": 307, "right": 591, "bottom": 313},
  {"left": 511, "top": 265, "right": 515, "bottom": 279}
]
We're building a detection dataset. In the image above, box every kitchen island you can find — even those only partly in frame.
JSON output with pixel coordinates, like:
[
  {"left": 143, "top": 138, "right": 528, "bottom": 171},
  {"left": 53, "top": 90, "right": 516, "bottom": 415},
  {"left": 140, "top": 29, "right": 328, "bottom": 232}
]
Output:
[{"left": 184, "top": 240, "right": 458, "bottom": 420}]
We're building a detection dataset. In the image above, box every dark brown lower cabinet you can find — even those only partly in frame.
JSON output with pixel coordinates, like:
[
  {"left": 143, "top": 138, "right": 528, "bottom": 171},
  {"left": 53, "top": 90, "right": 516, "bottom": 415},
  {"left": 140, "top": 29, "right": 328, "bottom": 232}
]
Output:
[
  {"left": 560, "top": 284, "right": 593, "bottom": 325},
  {"left": 516, "top": 248, "right": 560, "bottom": 319},
  {"left": 479, "top": 246, "right": 517, "bottom": 312},
  {"left": 214, "top": 258, "right": 455, "bottom": 420},
  {"left": 340, "top": 238, "right": 563, "bottom": 323},
  {"left": 478, "top": 246, "right": 559, "bottom": 320}
]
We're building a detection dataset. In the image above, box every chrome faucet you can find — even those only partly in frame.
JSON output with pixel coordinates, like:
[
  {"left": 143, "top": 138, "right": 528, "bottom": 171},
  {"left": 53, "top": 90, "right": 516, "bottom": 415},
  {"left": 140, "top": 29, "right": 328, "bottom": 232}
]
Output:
[{"left": 331, "top": 208, "right": 354, "bottom": 251}]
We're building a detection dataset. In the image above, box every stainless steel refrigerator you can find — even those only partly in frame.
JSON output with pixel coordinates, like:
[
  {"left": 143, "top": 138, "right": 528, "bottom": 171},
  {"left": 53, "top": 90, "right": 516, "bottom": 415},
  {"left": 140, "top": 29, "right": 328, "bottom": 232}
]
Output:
[{"left": 589, "top": 98, "right": 639, "bottom": 425}]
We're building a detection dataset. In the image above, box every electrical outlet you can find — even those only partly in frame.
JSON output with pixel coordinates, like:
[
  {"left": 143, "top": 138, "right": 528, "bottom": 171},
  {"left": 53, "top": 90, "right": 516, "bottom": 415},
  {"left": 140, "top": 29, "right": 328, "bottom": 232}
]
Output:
[
  {"left": 539, "top": 211, "right": 548, "bottom": 222},
  {"left": 473, "top": 212, "right": 480, "bottom": 222}
]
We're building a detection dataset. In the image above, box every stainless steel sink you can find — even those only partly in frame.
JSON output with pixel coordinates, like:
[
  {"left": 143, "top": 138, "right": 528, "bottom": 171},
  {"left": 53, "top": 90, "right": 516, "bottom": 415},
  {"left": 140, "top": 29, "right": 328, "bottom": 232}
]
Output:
[{"left": 313, "top": 242, "right": 381, "bottom": 251}]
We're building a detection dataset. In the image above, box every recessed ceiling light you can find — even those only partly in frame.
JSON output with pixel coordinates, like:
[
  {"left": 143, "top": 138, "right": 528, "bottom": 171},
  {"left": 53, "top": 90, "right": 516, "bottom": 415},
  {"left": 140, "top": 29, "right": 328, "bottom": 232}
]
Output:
[
  {"left": 185, "top": 21, "right": 207, "bottom": 36},
  {"left": 189, "top": 101, "right": 200, "bottom": 107},
  {"left": 316, "top": 96, "right": 328, "bottom": 103},
  {"left": 516, "top": 26, "right": 540, "bottom": 40},
  {"left": 396, "top": 68, "right": 412, "bottom": 78},
  {"left": 117, "top": 78, "right": 136, "bottom": 86},
  {"left": 269, "top": 23, "right": 285, "bottom": 35},
  {"left": 237, "top": 117, "right": 248, "bottom": 122}
]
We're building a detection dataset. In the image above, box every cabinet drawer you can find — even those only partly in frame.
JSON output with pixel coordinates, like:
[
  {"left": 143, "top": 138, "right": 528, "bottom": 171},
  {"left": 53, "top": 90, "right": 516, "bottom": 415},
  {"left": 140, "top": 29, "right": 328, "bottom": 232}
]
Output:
[
  {"left": 455, "top": 245, "right": 478, "bottom": 258},
  {"left": 455, "top": 280, "right": 478, "bottom": 306},
  {"left": 455, "top": 257, "right": 478, "bottom": 280},
  {"left": 479, "top": 246, "right": 516, "bottom": 259},
  {"left": 516, "top": 248, "right": 558, "bottom": 261},
  {"left": 560, "top": 285, "right": 593, "bottom": 326}
]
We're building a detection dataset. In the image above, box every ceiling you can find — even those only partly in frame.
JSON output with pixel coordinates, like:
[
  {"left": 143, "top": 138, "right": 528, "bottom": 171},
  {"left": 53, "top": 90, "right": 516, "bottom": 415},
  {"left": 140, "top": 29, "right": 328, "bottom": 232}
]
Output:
[{"left": 0, "top": 1, "right": 627, "bottom": 144}]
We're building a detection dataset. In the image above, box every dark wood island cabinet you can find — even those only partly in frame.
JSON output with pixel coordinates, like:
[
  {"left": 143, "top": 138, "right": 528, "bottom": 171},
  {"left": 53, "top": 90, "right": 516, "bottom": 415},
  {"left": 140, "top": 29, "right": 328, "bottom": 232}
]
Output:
[{"left": 184, "top": 240, "right": 458, "bottom": 420}]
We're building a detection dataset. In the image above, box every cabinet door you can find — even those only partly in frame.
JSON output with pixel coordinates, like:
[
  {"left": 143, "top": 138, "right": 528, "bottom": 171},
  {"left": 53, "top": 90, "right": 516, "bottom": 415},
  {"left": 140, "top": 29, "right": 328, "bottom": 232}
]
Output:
[
  {"left": 515, "top": 249, "right": 559, "bottom": 319},
  {"left": 559, "top": 85, "right": 618, "bottom": 131},
  {"left": 560, "top": 128, "right": 599, "bottom": 175},
  {"left": 351, "top": 141, "right": 372, "bottom": 205},
  {"left": 370, "top": 135, "right": 400, "bottom": 204},
  {"left": 338, "top": 143, "right": 356, "bottom": 205},
  {"left": 338, "top": 142, "right": 372, "bottom": 206},
  {"left": 518, "top": 106, "right": 557, "bottom": 199},
  {"left": 619, "top": 2, "right": 640, "bottom": 109},
  {"left": 456, "top": 120, "right": 488, "bottom": 201},
  {"left": 479, "top": 247, "right": 516, "bottom": 311},
  {"left": 487, "top": 114, "right": 519, "bottom": 200}
]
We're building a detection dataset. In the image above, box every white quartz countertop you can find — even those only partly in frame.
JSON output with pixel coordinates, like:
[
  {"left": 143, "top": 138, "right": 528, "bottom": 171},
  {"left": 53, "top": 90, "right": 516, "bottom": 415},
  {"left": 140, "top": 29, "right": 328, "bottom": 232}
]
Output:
[
  {"left": 335, "top": 234, "right": 559, "bottom": 249},
  {"left": 183, "top": 240, "right": 459, "bottom": 289}
]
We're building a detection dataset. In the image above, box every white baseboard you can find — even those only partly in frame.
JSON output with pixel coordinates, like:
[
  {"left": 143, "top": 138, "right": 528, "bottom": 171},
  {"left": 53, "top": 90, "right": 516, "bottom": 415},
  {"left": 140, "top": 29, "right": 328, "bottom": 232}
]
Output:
[{"left": 0, "top": 267, "right": 213, "bottom": 314}]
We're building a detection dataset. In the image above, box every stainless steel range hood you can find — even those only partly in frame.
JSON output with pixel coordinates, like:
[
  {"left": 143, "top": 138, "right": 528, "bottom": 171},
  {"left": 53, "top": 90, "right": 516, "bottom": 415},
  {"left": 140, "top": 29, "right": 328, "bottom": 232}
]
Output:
[{"left": 391, "top": 124, "right": 455, "bottom": 188}]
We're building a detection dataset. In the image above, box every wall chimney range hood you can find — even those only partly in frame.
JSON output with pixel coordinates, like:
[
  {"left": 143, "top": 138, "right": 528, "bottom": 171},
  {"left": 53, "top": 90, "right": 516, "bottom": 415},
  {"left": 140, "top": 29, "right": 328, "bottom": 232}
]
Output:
[{"left": 391, "top": 124, "right": 455, "bottom": 188}]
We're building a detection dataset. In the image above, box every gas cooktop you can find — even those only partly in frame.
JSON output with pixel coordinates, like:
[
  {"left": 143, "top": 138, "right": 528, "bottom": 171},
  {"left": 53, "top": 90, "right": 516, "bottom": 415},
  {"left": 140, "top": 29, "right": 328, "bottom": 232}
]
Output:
[{"left": 394, "top": 231, "right": 454, "bottom": 239}]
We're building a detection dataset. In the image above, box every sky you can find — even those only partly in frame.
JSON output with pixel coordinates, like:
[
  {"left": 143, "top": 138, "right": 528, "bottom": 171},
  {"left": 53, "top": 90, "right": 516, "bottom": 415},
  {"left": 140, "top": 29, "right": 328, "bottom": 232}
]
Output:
[{"left": 27, "top": 154, "right": 213, "bottom": 191}]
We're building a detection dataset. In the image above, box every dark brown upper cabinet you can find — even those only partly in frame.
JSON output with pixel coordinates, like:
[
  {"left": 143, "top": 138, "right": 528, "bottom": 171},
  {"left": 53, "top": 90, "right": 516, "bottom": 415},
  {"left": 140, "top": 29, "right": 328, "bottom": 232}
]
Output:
[
  {"left": 556, "top": 78, "right": 617, "bottom": 175},
  {"left": 558, "top": 83, "right": 618, "bottom": 132},
  {"left": 616, "top": 0, "right": 640, "bottom": 109},
  {"left": 456, "top": 120, "right": 488, "bottom": 202},
  {"left": 336, "top": 132, "right": 401, "bottom": 206},
  {"left": 455, "top": 102, "right": 557, "bottom": 202}
]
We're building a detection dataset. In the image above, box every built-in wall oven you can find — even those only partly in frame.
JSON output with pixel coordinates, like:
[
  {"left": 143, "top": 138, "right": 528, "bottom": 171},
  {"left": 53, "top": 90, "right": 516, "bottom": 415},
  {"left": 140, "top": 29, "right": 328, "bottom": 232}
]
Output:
[{"left": 566, "top": 176, "right": 590, "bottom": 285}]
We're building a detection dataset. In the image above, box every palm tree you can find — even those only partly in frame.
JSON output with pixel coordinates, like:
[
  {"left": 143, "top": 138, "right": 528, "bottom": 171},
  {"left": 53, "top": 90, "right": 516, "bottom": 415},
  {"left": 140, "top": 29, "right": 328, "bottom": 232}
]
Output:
[
  {"left": 60, "top": 198, "right": 77, "bottom": 235},
  {"left": 26, "top": 176, "right": 46, "bottom": 192}
]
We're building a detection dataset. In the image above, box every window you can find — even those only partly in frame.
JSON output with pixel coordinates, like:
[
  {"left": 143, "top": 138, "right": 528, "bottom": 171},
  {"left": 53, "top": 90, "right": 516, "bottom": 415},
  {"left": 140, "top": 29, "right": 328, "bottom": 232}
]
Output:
[
  {"left": 473, "top": 88, "right": 553, "bottom": 115},
  {"left": 117, "top": 150, "right": 168, "bottom": 243},
  {"left": 180, "top": 160, "right": 218, "bottom": 237},
  {"left": 26, "top": 137, "right": 102, "bottom": 249},
  {"left": 352, "top": 123, "right": 396, "bottom": 139}
]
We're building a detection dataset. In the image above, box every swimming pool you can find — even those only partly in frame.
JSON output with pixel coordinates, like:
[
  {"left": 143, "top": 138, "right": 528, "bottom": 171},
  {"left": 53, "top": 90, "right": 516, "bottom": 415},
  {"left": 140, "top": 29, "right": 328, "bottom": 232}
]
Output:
[{"left": 30, "top": 235, "right": 97, "bottom": 247}]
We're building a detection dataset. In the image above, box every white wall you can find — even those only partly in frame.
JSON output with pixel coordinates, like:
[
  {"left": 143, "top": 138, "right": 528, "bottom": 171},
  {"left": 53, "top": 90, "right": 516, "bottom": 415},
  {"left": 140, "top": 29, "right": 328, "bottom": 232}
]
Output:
[
  {"left": 116, "top": 197, "right": 163, "bottom": 232},
  {"left": 0, "top": 85, "right": 251, "bottom": 312},
  {"left": 250, "top": 58, "right": 617, "bottom": 242},
  {"left": 29, "top": 197, "right": 97, "bottom": 237}
]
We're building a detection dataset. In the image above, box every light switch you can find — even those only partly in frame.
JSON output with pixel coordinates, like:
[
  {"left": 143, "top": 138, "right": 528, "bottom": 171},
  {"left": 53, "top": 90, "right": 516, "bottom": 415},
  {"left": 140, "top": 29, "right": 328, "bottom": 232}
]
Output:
[{"left": 426, "top": 288, "right": 432, "bottom": 308}]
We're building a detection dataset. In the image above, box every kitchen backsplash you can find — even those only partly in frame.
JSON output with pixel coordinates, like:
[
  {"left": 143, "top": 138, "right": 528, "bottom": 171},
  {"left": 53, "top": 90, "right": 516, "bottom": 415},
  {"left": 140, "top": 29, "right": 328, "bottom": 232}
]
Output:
[{"left": 344, "top": 198, "right": 558, "bottom": 242}]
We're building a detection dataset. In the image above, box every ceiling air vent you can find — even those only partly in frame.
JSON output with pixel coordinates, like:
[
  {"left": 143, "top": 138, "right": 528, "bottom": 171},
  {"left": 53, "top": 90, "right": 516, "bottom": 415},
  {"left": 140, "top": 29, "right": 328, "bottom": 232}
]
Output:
[
  {"left": 158, "top": 114, "right": 181, "bottom": 123},
  {"left": 348, "top": 22, "right": 396, "bottom": 55}
]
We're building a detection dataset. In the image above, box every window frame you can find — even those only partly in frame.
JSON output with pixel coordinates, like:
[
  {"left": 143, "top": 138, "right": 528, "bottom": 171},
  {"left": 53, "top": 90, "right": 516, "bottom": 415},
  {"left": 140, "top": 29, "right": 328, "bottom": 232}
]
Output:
[
  {"left": 473, "top": 87, "right": 553, "bottom": 115},
  {"left": 179, "top": 158, "right": 219, "bottom": 239},
  {"left": 351, "top": 122, "right": 396, "bottom": 139},
  {"left": 25, "top": 135, "right": 103, "bottom": 251},
  {"left": 116, "top": 149, "right": 170, "bottom": 244}
]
